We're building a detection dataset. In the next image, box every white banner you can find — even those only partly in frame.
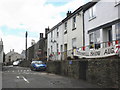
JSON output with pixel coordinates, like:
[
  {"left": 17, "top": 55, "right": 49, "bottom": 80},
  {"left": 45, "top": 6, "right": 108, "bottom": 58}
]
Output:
[{"left": 74, "top": 45, "right": 120, "bottom": 58}]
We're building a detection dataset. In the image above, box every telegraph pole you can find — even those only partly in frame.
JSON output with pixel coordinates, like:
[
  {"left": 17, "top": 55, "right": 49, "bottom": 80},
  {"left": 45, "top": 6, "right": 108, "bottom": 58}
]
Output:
[{"left": 25, "top": 31, "right": 28, "bottom": 60}]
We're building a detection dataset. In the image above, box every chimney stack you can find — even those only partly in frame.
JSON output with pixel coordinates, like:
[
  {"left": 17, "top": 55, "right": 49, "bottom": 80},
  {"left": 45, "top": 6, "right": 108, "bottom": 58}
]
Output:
[
  {"left": 45, "top": 27, "right": 49, "bottom": 39},
  {"left": 40, "top": 33, "right": 43, "bottom": 40}
]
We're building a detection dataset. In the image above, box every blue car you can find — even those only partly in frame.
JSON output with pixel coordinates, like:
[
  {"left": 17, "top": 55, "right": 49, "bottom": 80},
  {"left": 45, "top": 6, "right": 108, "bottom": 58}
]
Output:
[{"left": 30, "top": 60, "right": 47, "bottom": 71}]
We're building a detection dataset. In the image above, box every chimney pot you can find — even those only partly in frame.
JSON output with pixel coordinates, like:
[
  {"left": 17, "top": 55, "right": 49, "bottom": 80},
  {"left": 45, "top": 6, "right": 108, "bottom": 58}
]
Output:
[
  {"left": 67, "top": 11, "right": 71, "bottom": 17},
  {"left": 40, "top": 33, "right": 43, "bottom": 40}
]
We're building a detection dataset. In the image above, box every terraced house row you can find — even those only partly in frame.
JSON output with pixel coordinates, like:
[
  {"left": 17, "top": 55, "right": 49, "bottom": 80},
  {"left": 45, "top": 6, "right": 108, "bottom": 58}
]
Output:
[{"left": 46, "top": 0, "right": 120, "bottom": 61}]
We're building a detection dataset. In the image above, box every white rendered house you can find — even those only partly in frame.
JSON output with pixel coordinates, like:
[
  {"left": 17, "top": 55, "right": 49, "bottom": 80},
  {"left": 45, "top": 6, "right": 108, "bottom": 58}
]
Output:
[
  {"left": 76, "top": 0, "right": 120, "bottom": 58},
  {"left": 47, "top": 5, "right": 87, "bottom": 60}
]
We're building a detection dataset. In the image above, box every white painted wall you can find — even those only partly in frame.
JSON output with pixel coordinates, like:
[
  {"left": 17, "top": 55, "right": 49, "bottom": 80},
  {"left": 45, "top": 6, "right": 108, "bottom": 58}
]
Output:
[
  {"left": 84, "top": 0, "right": 119, "bottom": 46},
  {"left": 67, "top": 12, "right": 84, "bottom": 50},
  {"left": 47, "top": 24, "right": 64, "bottom": 61},
  {"left": 47, "top": 10, "right": 84, "bottom": 60},
  {"left": 63, "top": 12, "right": 83, "bottom": 58}
]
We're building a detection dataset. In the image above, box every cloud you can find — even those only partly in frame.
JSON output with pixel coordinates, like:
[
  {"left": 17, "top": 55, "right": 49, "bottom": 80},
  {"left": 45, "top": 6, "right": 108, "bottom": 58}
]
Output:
[
  {"left": 2, "top": 32, "right": 38, "bottom": 54},
  {"left": 0, "top": 0, "right": 84, "bottom": 32},
  {"left": 0, "top": 0, "right": 85, "bottom": 53}
]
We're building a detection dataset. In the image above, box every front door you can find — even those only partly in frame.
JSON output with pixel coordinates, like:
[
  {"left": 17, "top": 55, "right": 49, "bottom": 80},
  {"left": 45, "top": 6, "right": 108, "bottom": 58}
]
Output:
[{"left": 64, "top": 44, "right": 67, "bottom": 60}]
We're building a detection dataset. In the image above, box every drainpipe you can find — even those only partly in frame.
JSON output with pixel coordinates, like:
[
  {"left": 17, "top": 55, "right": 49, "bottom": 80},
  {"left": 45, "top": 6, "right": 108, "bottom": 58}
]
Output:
[{"left": 82, "top": 10, "right": 85, "bottom": 47}]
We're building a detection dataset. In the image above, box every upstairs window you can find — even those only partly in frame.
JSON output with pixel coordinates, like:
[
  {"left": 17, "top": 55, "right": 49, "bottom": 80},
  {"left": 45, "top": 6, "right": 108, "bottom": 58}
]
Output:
[
  {"left": 72, "top": 16, "right": 76, "bottom": 30},
  {"left": 65, "top": 22, "right": 67, "bottom": 30},
  {"left": 89, "top": 5, "right": 96, "bottom": 20},
  {"left": 51, "top": 31, "right": 53, "bottom": 38},
  {"left": 64, "top": 22, "right": 67, "bottom": 34},
  {"left": 57, "top": 27, "right": 59, "bottom": 37}
]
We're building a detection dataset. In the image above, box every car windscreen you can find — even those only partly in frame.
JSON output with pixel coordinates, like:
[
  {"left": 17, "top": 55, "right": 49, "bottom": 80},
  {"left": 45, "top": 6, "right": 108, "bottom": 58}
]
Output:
[{"left": 31, "top": 61, "right": 43, "bottom": 64}]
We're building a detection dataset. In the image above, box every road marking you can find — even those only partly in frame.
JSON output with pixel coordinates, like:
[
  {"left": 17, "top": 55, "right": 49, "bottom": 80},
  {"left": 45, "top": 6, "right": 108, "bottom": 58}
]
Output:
[
  {"left": 16, "top": 76, "right": 20, "bottom": 79},
  {"left": 48, "top": 73, "right": 55, "bottom": 76},
  {"left": 25, "top": 73, "right": 29, "bottom": 74},
  {"left": 22, "top": 76, "right": 30, "bottom": 83},
  {"left": 40, "top": 73, "right": 47, "bottom": 75}
]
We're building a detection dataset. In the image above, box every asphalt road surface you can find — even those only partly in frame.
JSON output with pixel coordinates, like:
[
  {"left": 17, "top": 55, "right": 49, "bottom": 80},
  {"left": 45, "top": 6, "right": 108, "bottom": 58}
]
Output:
[{"left": 2, "top": 65, "right": 99, "bottom": 88}]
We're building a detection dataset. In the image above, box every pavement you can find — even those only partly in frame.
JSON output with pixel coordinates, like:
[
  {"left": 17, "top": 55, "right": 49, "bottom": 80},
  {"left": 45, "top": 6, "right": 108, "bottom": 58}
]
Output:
[{"left": 2, "top": 65, "right": 100, "bottom": 88}]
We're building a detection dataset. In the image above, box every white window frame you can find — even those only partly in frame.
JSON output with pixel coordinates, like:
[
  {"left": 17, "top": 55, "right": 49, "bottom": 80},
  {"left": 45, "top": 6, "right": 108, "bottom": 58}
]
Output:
[
  {"left": 89, "top": 5, "right": 96, "bottom": 20},
  {"left": 64, "top": 22, "right": 67, "bottom": 34},
  {"left": 57, "top": 43, "right": 59, "bottom": 53},
  {"left": 72, "top": 16, "right": 76, "bottom": 29},
  {"left": 57, "top": 27, "right": 59, "bottom": 37},
  {"left": 65, "top": 22, "right": 67, "bottom": 30},
  {"left": 72, "top": 38, "right": 77, "bottom": 49},
  {"left": 51, "top": 31, "right": 53, "bottom": 38},
  {"left": 115, "top": 23, "right": 120, "bottom": 40}
]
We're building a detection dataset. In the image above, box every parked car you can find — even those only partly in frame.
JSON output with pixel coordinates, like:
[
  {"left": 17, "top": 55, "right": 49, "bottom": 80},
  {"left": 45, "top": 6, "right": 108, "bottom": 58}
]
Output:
[
  {"left": 30, "top": 60, "right": 47, "bottom": 71},
  {"left": 13, "top": 60, "right": 20, "bottom": 66}
]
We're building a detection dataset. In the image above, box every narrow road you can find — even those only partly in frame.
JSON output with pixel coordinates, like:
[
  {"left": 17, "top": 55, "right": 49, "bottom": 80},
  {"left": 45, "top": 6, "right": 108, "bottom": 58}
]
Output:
[{"left": 2, "top": 65, "right": 99, "bottom": 88}]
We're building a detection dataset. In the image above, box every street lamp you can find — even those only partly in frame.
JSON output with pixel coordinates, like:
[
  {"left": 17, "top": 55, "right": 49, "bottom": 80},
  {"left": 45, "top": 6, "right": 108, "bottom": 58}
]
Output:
[{"left": 25, "top": 31, "right": 28, "bottom": 60}]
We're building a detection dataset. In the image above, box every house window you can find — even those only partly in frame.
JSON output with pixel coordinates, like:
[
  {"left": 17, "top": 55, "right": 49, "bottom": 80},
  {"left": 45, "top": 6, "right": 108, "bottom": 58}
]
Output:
[
  {"left": 89, "top": 30, "right": 100, "bottom": 49},
  {"left": 57, "top": 43, "right": 59, "bottom": 54},
  {"left": 89, "top": 33, "right": 94, "bottom": 44},
  {"left": 72, "top": 38, "right": 76, "bottom": 49},
  {"left": 115, "top": 22, "right": 120, "bottom": 40},
  {"left": 51, "top": 46, "right": 53, "bottom": 53},
  {"left": 64, "top": 22, "right": 67, "bottom": 34},
  {"left": 104, "top": 26, "right": 112, "bottom": 42},
  {"left": 65, "top": 22, "right": 67, "bottom": 30},
  {"left": 89, "top": 33, "right": 94, "bottom": 49},
  {"left": 51, "top": 31, "right": 53, "bottom": 38},
  {"left": 57, "top": 27, "right": 59, "bottom": 37},
  {"left": 72, "top": 16, "right": 76, "bottom": 30},
  {"left": 48, "top": 48, "right": 50, "bottom": 55},
  {"left": 94, "top": 30, "right": 100, "bottom": 49},
  {"left": 94, "top": 30, "right": 100, "bottom": 43},
  {"left": 108, "top": 29, "right": 112, "bottom": 42},
  {"left": 89, "top": 5, "right": 96, "bottom": 20}
]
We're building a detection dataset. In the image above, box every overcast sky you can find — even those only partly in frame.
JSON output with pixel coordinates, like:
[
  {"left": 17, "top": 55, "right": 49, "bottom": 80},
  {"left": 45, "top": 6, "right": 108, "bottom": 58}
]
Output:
[{"left": 0, "top": 0, "right": 90, "bottom": 54}]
